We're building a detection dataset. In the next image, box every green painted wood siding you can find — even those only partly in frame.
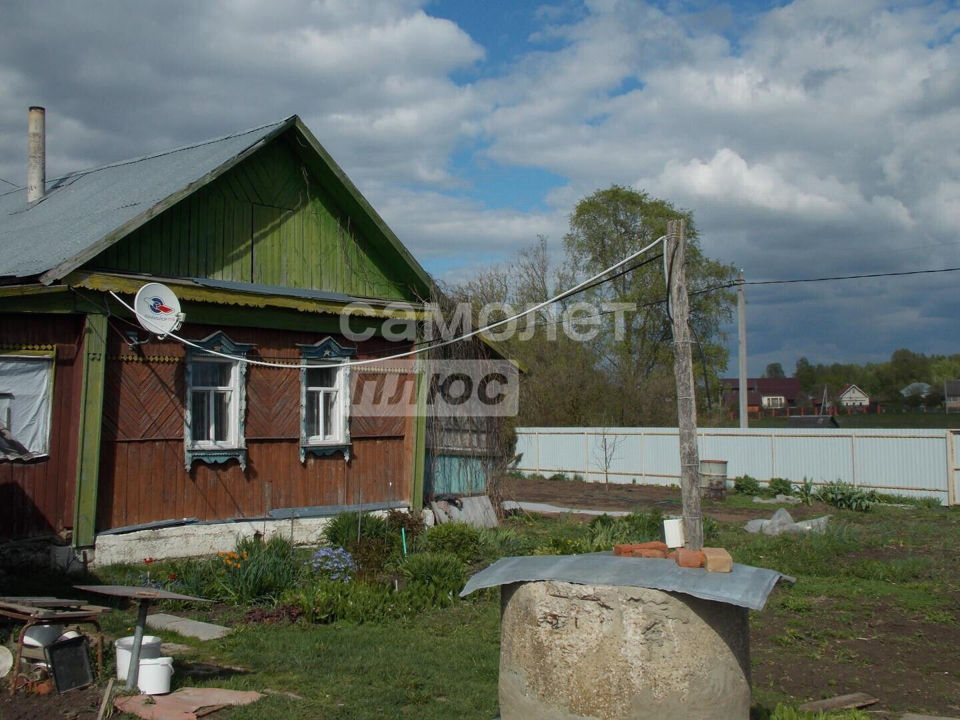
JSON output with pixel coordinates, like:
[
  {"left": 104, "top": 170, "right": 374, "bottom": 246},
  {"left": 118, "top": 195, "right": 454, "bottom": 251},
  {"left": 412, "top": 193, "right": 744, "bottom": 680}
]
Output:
[{"left": 92, "top": 139, "right": 413, "bottom": 301}]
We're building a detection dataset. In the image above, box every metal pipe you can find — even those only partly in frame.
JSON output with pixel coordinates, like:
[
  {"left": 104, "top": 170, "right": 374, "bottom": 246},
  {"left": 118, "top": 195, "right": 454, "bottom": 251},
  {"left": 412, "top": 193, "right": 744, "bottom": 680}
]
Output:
[{"left": 27, "top": 107, "right": 45, "bottom": 203}]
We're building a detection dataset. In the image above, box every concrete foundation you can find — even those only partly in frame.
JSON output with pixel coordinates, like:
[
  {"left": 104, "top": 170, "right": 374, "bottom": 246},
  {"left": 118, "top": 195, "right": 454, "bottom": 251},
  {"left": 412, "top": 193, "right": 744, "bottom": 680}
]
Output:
[{"left": 499, "top": 580, "right": 751, "bottom": 720}]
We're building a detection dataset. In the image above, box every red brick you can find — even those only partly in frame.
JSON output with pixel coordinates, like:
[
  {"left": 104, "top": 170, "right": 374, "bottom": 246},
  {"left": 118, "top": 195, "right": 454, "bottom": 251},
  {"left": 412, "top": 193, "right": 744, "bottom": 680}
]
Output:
[
  {"left": 630, "top": 548, "right": 667, "bottom": 559},
  {"left": 675, "top": 548, "right": 705, "bottom": 568}
]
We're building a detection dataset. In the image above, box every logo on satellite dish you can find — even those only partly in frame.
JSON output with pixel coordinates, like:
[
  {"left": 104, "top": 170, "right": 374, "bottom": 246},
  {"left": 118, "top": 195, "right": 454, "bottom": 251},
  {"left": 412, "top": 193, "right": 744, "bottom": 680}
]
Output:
[
  {"left": 134, "top": 283, "right": 185, "bottom": 337},
  {"left": 148, "top": 297, "right": 174, "bottom": 315}
]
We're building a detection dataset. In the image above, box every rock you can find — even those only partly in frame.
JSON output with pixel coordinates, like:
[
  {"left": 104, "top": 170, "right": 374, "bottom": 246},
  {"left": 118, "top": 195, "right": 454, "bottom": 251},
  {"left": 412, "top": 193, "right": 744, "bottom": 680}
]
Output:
[{"left": 499, "top": 581, "right": 751, "bottom": 719}]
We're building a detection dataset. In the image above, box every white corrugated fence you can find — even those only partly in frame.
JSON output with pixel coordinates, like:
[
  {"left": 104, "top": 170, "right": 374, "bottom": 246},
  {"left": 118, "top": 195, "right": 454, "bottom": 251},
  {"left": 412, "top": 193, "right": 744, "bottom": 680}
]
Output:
[{"left": 515, "top": 427, "right": 960, "bottom": 505}]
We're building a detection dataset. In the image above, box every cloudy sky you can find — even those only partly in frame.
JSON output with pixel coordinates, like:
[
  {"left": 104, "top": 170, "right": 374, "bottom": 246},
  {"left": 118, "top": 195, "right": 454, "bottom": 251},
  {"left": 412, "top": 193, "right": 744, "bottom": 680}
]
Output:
[{"left": 0, "top": 0, "right": 957, "bottom": 375}]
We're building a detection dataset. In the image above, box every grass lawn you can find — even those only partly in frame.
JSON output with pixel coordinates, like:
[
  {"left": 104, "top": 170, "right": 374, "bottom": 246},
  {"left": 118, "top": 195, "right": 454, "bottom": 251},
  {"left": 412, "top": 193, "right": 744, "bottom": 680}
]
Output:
[{"left": 3, "top": 500, "right": 958, "bottom": 719}]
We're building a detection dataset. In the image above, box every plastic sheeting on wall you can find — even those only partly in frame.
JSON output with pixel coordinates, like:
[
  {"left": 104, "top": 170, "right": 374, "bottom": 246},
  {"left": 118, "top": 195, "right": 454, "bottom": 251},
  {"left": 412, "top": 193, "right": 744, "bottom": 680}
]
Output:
[{"left": 0, "top": 355, "right": 53, "bottom": 457}]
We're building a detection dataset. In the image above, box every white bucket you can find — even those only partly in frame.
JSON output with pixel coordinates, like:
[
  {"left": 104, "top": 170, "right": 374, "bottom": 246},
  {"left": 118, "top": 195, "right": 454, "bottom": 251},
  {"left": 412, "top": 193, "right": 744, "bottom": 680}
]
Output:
[
  {"left": 137, "top": 656, "right": 173, "bottom": 695},
  {"left": 115, "top": 635, "right": 162, "bottom": 681}
]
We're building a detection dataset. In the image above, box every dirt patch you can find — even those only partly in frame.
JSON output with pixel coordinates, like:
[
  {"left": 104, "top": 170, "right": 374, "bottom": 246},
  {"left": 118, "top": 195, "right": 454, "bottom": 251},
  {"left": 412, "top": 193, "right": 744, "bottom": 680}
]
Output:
[
  {"left": 0, "top": 682, "right": 103, "bottom": 720},
  {"left": 500, "top": 474, "right": 832, "bottom": 523},
  {"left": 751, "top": 594, "right": 960, "bottom": 717}
]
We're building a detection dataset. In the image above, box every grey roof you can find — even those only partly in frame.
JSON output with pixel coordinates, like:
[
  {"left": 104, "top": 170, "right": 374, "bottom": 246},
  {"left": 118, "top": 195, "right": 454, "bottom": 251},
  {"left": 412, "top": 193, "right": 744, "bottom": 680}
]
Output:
[
  {"left": 0, "top": 118, "right": 290, "bottom": 281},
  {"left": 460, "top": 553, "right": 784, "bottom": 610}
]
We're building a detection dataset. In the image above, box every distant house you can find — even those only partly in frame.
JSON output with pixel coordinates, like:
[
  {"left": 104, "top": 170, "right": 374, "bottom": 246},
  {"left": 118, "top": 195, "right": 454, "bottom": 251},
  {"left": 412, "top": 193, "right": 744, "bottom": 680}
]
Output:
[
  {"left": 838, "top": 384, "right": 869, "bottom": 407},
  {"left": 945, "top": 381, "right": 960, "bottom": 412},
  {"left": 721, "top": 377, "right": 804, "bottom": 414}
]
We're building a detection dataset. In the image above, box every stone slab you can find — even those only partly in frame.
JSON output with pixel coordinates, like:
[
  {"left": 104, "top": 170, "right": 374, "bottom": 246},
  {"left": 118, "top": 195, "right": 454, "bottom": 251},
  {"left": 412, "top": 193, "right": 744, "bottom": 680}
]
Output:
[
  {"left": 146, "top": 613, "right": 231, "bottom": 641},
  {"left": 901, "top": 715, "right": 960, "bottom": 720}
]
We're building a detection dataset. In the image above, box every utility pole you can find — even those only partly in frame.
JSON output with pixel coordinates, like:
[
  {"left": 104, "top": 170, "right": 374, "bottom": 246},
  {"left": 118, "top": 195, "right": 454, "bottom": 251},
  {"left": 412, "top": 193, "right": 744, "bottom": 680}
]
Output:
[
  {"left": 666, "top": 219, "right": 703, "bottom": 550},
  {"left": 737, "top": 270, "right": 748, "bottom": 429}
]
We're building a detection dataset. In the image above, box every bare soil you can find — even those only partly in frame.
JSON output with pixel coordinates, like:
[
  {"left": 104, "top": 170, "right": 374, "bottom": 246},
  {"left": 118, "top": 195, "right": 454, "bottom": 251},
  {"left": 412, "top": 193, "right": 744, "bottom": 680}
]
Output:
[
  {"left": 500, "top": 473, "right": 834, "bottom": 523},
  {"left": 0, "top": 682, "right": 102, "bottom": 720}
]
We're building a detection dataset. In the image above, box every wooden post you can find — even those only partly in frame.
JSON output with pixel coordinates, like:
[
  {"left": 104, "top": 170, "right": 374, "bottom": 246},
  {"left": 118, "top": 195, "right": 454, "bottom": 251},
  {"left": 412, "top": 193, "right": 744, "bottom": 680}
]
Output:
[{"left": 666, "top": 220, "right": 703, "bottom": 550}]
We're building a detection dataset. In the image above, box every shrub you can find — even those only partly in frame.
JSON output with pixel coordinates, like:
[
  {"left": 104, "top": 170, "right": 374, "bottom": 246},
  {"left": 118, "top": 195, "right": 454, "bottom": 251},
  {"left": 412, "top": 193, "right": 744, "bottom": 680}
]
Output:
[
  {"left": 794, "top": 478, "right": 817, "bottom": 505},
  {"left": 419, "top": 522, "right": 488, "bottom": 565},
  {"left": 399, "top": 552, "right": 466, "bottom": 606},
  {"left": 572, "top": 473, "right": 585, "bottom": 483},
  {"left": 734, "top": 475, "right": 761, "bottom": 495},
  {"left": 767, "top": 477, "right": 793, "bottom": 496},
  {"left": 385, "top": 508, "right": 426, "bottom": 544},
  {"left": 818, "top": 481, "right": 876, "bottom": 512},
  {"left": 215, "top": 535, "right": 302, "bottom": 605},
  {"left": 283, "top": 579, "right": 400, "bottom": 624},
  {"left": 548, "top": 472, "right": 569, "bottom": 482},
  {"left": 321, "top": 511, "right": 389, "bottom": 550}
]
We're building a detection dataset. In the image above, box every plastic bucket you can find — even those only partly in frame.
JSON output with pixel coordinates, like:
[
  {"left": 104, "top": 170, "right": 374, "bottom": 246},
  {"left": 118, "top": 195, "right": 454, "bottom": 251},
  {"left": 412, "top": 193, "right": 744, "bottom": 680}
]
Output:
[
  {"left": 137, "top": 656, "right": 173, "bottom": 695},
  {"left": 115, "top": 635, "right": 162, "bottom": 681}
]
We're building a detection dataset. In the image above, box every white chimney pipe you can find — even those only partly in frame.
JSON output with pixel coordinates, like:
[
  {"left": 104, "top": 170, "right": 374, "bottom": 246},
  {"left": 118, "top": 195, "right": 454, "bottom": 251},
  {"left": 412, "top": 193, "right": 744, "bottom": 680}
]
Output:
[{"left": 27, "top": 106, "right": 45, "bottom": 203}]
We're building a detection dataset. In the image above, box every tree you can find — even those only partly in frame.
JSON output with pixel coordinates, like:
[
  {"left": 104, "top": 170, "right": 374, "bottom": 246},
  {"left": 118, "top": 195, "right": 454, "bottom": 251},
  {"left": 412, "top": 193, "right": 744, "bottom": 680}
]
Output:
[
  {"left": 764, "top": 362, "right": 785, "bottom": 378},
  {"left": 448, "top": 186, "right": 736, "bottom": 427},
  {"left": 794, "top": 357, "right": 817, "bottom": 391},
  {"left": 562, "top": 185, "right": 736, "bottom": 424}
]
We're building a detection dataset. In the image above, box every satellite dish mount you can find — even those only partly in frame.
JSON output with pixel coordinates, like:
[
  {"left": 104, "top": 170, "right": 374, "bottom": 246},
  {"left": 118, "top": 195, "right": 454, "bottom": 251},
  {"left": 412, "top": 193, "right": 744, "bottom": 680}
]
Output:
[{"left": 133, "top": 283, "right": 185, "bottom": 338}]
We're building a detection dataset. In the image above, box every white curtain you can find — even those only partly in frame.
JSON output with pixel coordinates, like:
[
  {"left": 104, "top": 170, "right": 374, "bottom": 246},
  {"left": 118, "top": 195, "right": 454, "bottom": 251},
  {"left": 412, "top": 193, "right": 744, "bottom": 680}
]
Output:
[{"left": 0, "top": 356, "right": 53, "bottom": 456}]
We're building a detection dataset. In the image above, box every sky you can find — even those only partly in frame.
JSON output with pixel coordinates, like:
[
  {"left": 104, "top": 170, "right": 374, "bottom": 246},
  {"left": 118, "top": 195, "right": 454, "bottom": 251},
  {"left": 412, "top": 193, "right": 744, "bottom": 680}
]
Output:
[{"left": 0, "top": 0, "right": 957, "bottom": 376}]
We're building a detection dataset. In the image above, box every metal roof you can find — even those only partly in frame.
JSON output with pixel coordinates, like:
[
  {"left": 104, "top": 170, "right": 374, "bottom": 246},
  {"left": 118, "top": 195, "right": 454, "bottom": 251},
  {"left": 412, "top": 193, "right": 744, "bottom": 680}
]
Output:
[
  {"left": 0, "top": 118, "right": 290, "bottom": 281},
  {"left": 460, "top": 553, "right": 784, "bottom": 610}
]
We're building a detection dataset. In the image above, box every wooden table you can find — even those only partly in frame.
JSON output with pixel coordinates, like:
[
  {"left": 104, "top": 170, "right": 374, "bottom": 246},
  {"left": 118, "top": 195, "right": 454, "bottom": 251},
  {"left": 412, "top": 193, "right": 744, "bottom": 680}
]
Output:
[
  {"left": 0, "top": 596, "right": 110, "bottom": 692},
  {"left": 74, "top": 586, "right": 209, "bottom": 691}
]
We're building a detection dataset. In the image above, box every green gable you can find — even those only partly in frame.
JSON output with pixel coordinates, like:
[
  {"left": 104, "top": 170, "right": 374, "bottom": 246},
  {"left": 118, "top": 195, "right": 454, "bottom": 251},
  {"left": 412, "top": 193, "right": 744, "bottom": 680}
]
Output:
[{"left": 89, "top": 131, "right": 423, "bottom": 302}]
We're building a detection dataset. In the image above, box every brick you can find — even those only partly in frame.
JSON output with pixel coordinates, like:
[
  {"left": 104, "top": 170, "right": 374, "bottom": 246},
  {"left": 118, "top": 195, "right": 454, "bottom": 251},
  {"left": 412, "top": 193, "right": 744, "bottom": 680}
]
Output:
[
  {"left": 614, "top": 541, "right": 668, "bottom": 557},
  {"left": 702, "top": 547, "right": 733, "bottom": 573},
  {"left": 630, "top": 548, "right": 667, "bottom": 559},
  {"left": 675, "top": 548, "right": 705, "bottom": 568}
]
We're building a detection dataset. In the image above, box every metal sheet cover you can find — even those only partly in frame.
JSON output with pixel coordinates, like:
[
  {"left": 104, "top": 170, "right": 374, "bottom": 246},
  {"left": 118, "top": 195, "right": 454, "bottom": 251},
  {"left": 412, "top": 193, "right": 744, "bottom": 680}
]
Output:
[{"left": 460, "top": 553, "right": 783, "bottom": 610}]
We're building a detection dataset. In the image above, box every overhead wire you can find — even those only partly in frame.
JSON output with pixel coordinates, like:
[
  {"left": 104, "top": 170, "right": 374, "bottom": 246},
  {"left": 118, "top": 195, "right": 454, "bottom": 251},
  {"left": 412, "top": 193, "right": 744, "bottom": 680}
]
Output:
[{"left": 107, "top": 233, "right": 668, "bottom": 370}]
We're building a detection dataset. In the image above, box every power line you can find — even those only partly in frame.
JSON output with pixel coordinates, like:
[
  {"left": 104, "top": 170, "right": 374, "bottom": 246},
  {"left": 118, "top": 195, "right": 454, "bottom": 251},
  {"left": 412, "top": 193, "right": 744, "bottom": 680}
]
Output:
[{"left": 742, "top": 266, "right": 960, "bottom": 286}]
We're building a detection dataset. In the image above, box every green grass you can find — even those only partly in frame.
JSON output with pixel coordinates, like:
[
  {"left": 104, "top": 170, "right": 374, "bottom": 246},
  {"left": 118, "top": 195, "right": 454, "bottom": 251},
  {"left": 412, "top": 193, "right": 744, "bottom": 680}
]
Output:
[{"left": 5, "top": 504, "right": 959, "bottom": 718}]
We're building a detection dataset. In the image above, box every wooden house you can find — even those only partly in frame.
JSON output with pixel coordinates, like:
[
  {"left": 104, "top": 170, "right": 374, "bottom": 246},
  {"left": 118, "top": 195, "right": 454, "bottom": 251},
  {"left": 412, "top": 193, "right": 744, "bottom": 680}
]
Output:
[{"left": 0, "top": 113, "right": 494, "bottom": 558}]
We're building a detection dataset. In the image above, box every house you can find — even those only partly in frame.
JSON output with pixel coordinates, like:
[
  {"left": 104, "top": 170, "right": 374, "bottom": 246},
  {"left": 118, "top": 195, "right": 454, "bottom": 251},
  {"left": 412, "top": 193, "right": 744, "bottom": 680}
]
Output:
[
  {"left": 0, "top": 111, "right": 507, "bottom": 562},
  {"left": 837, "top": 384, "right": 869, "bottom": 408},
  {"left": 720, "top": 377, "right": 804, "bottom": 414},
  {"left": 945, "top": 380, "right": 960, "bottom": 412}
]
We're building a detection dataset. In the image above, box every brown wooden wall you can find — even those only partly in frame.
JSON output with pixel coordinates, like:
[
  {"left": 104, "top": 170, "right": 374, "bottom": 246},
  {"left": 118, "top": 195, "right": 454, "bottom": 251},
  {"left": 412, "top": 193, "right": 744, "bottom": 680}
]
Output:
[
  {"left": 96, "top": 323, "right": 415, "bottom": 530},
  {"left": 0, "top": 314, "right": 84, "bottom": 539}
]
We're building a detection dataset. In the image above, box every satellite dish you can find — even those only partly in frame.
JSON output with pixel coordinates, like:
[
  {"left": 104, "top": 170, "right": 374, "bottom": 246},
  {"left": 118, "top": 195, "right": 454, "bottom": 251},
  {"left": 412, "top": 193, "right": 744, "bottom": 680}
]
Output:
[{"left": 134, "top": 282, "right": 184, "bottom": 337}]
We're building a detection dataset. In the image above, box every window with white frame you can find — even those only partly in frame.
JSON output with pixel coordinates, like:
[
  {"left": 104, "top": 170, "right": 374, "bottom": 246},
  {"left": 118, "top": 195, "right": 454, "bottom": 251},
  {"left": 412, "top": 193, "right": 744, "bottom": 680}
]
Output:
[
  {"left": 762, "top": 395, "right": 785, "bottom": 409},
  {"left": 303, "top": 363, "right": 347, "bottom": 444},
  {"left": 299, "top": 337, "right": 356, "bottom": 461},
  {"left": 184, "top": 332, "right": 252, "bottom": 469},
  {"left": 0, "top": 354, "right": 54, "bottom": 459},
  {"left": 188, "top": 359, "right": 239, "bottom": 446}
]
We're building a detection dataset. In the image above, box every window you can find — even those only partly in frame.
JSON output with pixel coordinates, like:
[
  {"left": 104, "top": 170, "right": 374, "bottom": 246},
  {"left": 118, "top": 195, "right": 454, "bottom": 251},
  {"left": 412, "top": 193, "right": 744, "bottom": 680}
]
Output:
[
  {"left": 304, "top": 363, "right": 347, "bottom": 443},
  {"left": 189, "top": 359, "right": 238, "bottom": 445},
  {"left": 184, "top": 332, "right": 252, "bottom": 469},
  {"left": 0, "top": 354, "right": 54, "bottom": 459},
  {"left": 299, "top": 338, "right": 356, "bottom": 461},
  {"left": 763, "top": 395, "right": 785, "bottom": 409}
]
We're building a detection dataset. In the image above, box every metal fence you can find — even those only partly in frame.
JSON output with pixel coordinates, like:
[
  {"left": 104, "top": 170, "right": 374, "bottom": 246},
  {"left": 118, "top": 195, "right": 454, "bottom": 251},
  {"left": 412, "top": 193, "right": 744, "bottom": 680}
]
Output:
[{"left": 515, "top": 427, "right": 960, "bottom": 505}]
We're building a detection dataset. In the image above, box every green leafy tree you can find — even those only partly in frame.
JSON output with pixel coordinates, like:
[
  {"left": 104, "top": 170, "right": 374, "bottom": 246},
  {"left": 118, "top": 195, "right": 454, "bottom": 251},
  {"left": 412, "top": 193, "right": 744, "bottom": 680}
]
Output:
[{"left": 562, "top": 185, "right": 736, "bottom": 424}]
